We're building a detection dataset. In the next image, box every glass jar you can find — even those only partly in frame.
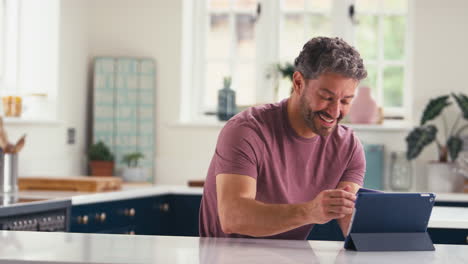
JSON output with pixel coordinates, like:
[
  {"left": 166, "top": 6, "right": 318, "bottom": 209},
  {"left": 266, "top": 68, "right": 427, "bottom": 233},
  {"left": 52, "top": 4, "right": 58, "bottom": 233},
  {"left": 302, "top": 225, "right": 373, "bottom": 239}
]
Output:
[{"left": 390, "top": 151, "right": 413, "bottom": 191}]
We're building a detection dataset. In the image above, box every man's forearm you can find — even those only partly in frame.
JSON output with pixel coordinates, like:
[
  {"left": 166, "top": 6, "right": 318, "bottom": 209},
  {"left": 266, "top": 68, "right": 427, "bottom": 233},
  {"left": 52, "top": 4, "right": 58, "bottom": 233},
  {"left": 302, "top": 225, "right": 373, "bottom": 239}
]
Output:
[{"left": 219, "top": 197, "right": 311, "bottom": 237}]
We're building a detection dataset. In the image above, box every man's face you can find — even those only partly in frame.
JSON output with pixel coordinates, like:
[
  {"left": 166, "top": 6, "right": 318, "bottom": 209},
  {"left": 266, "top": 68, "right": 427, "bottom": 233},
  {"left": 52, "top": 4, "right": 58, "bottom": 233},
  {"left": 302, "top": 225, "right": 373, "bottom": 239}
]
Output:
[{"left": 298, "top": 72, "right": 358, "bottom": 136}]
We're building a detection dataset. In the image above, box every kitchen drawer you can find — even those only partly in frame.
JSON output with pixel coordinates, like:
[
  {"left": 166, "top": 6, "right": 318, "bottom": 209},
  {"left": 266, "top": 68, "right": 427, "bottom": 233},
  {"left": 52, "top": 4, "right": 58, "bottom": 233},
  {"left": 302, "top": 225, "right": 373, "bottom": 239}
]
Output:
[{"left": 71, "top": 196, "right": 169, "bottom": 234}]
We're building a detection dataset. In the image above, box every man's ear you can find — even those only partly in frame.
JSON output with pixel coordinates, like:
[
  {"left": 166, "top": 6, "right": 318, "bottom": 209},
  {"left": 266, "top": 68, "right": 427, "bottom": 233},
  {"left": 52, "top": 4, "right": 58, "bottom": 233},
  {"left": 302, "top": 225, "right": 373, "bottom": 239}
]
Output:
[{"left": 292, "top": 71, "right": 305, "bottom": 95}]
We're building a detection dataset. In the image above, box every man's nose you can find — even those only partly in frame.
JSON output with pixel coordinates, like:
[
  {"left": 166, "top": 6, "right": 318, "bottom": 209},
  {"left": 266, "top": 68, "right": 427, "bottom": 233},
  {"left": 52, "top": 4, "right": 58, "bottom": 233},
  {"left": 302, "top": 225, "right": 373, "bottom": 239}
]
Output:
[{"left": 327, "top": 100, "right": 341, "bottom": 119}]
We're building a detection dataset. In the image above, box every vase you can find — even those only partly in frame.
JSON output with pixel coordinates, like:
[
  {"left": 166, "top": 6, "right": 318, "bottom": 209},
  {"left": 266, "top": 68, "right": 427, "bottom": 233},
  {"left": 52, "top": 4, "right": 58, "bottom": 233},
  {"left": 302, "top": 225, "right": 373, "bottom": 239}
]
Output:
[
  {"left": 348, "top": 86, "right": 378, "bottom": 124},
  {"left": 122, "top": 167, "right": 147, "bottom": 182},
  {"left": 89, "top": 161, "right": 114, "bottom": 176},
  {"left": 217, "top": 86, "right": 236, "bottom": 121},
  {"left": 426, "top": 162, "right": 458, "bottom": 193},
  {"left": 389, "top": 152, "right": 412, "bottom": 191}
]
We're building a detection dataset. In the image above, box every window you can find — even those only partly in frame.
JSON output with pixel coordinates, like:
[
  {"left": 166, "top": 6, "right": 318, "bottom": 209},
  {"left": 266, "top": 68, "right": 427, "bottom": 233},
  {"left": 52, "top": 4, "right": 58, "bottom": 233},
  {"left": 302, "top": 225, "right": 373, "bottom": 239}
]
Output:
[{"left": 183, "top": 0, "right": 410, "bottom": 121}]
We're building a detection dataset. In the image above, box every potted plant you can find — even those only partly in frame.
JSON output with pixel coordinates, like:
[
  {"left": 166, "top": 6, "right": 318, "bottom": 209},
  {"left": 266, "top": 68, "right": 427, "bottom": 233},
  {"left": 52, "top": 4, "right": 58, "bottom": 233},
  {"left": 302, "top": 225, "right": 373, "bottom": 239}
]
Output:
[
  {"left": 406, "top": 93, "right": 468, "bottom": 192},
  {"left": 121, "top": 152, "right": 146, "bottom": 182},
  {"left": 88, "top": 141, "right": 114, "bottom": 176},
  {"left": 267, "top": 62, "right": 295, "bottom": 102}
]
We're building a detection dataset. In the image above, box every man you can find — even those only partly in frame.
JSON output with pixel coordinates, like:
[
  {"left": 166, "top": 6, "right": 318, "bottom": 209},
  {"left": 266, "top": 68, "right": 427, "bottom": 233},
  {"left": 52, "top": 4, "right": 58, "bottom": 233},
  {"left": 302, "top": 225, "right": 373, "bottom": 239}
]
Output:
[{"left": 199, "top": 37, "right": 368, "bottom": 240}]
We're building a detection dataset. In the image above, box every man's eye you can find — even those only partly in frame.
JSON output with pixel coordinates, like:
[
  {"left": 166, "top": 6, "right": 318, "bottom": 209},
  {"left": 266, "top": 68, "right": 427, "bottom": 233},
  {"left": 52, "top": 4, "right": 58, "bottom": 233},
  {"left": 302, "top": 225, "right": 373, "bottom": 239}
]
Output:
[
  {"left": 341, "top": 100, "right": 350, "bottom": 105},
  {"left": 321, "top": 96, "right": 332, "bottom": 101}
]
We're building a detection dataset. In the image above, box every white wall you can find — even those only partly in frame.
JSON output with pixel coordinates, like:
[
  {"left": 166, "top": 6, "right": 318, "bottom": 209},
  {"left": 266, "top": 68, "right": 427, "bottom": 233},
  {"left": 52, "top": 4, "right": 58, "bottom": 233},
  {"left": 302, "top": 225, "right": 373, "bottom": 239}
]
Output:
[
  {"left": 87, "top": 0, "right": 220, "bottom": 184},
  {"left": 9, "top": 0, "right": 89, "bottom": 177},
  {"left": 11, "top": 0, "right": 468, "bottom": 190}
]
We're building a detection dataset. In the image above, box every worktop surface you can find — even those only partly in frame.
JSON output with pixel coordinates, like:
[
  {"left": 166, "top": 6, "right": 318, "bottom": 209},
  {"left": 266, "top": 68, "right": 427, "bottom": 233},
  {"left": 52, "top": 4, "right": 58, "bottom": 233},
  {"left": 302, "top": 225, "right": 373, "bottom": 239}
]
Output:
[{"left": 0, "top": 231, "right": 466, "bottom": 264}]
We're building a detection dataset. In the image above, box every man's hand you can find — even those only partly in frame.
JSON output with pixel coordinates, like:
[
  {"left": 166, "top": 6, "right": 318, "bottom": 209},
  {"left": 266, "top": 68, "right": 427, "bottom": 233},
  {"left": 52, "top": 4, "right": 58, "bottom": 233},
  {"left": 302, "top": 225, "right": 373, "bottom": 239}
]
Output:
[{"left": 306, "top": 185, "right": 356, "bottom": 224}]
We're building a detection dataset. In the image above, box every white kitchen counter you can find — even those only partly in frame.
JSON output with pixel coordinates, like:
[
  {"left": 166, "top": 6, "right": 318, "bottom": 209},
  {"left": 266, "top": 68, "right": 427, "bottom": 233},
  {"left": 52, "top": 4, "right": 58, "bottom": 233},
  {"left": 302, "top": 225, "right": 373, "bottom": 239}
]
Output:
[
  {"left": 0, "top": 230, "right": 466, "bottom": 263},
  {"left": 18, "top": 184, "right": 468, "bottom": 205}
]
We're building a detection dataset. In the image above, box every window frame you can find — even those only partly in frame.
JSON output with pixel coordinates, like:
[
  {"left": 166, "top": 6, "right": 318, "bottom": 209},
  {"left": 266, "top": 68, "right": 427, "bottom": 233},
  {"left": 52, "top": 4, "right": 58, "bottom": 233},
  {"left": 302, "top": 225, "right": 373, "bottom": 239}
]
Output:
[{"left": 183, "top": 0, "right": 412, "bottom": 122}]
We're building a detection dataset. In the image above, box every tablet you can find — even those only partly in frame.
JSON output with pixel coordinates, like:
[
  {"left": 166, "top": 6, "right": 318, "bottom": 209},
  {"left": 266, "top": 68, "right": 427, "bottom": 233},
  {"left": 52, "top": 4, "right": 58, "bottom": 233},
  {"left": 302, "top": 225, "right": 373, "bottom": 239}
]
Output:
[{"left": 344, "top": 190, "right": 436, "bottom": 250}]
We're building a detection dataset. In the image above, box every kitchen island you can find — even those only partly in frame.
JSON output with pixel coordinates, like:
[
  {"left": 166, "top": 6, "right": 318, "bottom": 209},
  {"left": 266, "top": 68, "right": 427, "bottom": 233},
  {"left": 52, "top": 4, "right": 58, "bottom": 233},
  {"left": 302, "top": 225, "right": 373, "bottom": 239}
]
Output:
[{"left": 0, "top": 230, "right": 466, "bottom": 263}]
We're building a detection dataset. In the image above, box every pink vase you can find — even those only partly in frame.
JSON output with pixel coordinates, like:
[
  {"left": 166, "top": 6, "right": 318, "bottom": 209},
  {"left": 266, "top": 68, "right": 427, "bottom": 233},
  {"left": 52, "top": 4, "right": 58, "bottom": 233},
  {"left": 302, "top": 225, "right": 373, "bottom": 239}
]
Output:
[{"left": 348, "top": 86, "right": 378, "bottom": 124}]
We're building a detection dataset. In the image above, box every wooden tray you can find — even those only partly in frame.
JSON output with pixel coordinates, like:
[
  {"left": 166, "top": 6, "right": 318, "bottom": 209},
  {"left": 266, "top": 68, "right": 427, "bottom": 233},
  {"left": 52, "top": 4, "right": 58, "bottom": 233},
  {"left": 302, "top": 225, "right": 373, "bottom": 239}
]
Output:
[{"left": 19, "top": 176, "right": 122, "bottom": 192}]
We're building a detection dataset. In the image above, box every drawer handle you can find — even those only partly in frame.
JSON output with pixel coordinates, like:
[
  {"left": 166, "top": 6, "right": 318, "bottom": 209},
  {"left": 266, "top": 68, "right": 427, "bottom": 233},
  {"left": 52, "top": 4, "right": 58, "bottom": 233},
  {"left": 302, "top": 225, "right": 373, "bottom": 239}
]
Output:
[
  {"left": 159, "top": 203, "right": 170, "bottom": 212},
  {"left": 77, "top": 215, "right": 89, "bottom": 225},
  {"left": 95, "top": 212, "right": 106, "bottom": 223},
  {"left": 124, "top": 208, "right": 136, "bottom": 217}
]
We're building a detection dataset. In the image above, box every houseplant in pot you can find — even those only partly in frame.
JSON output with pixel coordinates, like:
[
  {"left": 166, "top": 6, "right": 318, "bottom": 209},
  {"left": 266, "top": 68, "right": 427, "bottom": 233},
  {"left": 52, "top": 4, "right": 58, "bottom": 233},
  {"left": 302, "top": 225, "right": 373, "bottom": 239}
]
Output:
[
  {"left": 88, "top": 141, "right": 114, "bottom": 176},
  {"left": 121, "top": 152, "right": 146, "bottom": 182},
  {"left": 406, "top": 93, "right": 468, "bottom": 192}
]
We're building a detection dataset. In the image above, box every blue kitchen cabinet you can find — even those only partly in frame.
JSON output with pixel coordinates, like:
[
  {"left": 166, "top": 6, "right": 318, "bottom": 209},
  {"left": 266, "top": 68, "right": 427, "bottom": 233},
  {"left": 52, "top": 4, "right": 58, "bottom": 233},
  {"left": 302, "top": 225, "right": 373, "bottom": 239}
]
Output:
[
  {"left": 428, "top": 228, "right": 468, "bottom": 245},
  {"left": 70, "top": 196, "right": 171, "bottom": 235},
  {"left": 167, "top": 195, "right": 202, "bottom": 237},
  {"left": 307, "top": 220, "right": 344, "bottom": 241}
]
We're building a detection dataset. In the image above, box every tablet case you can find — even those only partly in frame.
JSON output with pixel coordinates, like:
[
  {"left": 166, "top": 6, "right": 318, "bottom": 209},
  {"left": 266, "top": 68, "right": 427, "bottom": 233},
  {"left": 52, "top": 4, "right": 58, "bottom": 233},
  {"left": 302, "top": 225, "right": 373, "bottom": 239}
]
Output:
[{"left": 344, "top": 189, "right": 436, "bottom": 251}]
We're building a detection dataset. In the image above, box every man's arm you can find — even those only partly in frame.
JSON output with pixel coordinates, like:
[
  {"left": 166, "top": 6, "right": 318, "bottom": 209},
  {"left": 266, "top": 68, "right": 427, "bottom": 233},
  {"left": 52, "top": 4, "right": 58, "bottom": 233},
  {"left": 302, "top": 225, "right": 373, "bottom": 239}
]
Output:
[
  {"left": 336, "top": 181, "right": 361, "bottom": 236},
  {"left": 216, "top": 174, "right": 356, "bottom": 237}
]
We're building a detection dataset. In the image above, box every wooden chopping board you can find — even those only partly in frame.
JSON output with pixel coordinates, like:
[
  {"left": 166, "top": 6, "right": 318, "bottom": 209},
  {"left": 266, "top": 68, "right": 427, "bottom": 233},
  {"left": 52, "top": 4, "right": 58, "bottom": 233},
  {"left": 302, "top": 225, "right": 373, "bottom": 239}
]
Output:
[{"left": 19, "top": 176, "right": 122, "bottom": 192}]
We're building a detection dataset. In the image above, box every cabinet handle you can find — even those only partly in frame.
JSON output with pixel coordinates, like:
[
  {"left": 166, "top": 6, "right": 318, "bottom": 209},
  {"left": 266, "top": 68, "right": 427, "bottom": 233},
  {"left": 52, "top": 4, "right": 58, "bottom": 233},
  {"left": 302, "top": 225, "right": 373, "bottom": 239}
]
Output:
[
  {"left": 95, "top": 212, "right": 106, "bottom": 223},
  {"left": 124, "top": 208, "right": 136, "bottom": 217},
  {"left": 159, "top": 203, "right": 170, "bottom": 212},
  {"left": 77, "top": 215, "right": 89, "bottom": 225}
]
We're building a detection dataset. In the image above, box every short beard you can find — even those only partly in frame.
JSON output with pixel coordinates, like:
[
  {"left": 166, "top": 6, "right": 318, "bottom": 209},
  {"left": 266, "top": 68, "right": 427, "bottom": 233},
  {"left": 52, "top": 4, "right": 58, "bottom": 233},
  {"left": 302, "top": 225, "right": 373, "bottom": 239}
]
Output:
[{"left": 299, "top": 94, "right": 342, "bottom": 137}]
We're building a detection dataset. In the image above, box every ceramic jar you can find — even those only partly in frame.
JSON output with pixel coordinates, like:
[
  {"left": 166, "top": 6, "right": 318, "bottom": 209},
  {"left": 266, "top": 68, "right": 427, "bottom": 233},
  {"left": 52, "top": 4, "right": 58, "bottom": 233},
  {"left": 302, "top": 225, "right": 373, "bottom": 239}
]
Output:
[{"left": 348, "top": 86, "right": 378, "bottom": 124}]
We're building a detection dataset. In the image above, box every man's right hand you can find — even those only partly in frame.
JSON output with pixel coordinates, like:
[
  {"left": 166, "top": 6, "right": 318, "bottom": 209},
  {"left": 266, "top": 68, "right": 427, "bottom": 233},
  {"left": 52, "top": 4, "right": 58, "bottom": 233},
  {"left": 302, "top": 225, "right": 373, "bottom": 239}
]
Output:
[{"left": 306, "top": 186, "right": 356, "bottom": 224}]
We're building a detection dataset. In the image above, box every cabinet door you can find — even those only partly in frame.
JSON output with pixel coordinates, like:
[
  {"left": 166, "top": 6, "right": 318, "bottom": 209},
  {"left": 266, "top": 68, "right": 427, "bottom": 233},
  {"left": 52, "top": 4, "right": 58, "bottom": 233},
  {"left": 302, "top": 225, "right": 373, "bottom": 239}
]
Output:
[
  {"left": 428, "top": 228, "right": 468, "bottom": 245},
  {"left": 307, "top": 220, "right": 344, "bottom": 241},
  {"left": 71, "top": 196, "right": 170, "bottom": 235},
  {"left": 135, "top": 196, "right": 171, "bottom": 236},
  {"left": 168, "top": 195, "right": 202, "bottom": 237}
]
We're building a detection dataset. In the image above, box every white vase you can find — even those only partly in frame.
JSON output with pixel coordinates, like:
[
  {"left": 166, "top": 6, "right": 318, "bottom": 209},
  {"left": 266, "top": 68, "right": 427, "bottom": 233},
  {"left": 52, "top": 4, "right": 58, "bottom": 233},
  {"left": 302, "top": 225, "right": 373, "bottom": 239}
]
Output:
[
  {"left": 426, "top": 162, "right": 457, "bottom": 193},
  {"left": 122, "top": 167, "right": 147, "bottom": 182}
]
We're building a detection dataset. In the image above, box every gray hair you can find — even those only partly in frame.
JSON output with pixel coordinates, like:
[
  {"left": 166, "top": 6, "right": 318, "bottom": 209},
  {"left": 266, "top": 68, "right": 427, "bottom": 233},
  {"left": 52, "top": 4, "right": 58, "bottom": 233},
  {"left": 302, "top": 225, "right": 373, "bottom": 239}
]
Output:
[{"left": 294, "top": 37, "right": 367, "bottom": 81}]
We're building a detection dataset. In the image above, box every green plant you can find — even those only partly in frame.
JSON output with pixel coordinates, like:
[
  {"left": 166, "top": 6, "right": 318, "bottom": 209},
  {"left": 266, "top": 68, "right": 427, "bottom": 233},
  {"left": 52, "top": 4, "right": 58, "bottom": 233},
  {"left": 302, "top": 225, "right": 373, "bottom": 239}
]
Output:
[
  {"left": 406, "top": 93, "right": 468, "bottom": 162},
  {"left": 88, "top": 141, "right": 114, "bottom": 161},
  {"left": 122, "top": 152, "right": 145, "bottom": 168},
  {"left": 275, "top": 62, "right": 295, "bottom": 81},
  {"left": 223, "top": 76, "right": 232, "bottom": 89}
]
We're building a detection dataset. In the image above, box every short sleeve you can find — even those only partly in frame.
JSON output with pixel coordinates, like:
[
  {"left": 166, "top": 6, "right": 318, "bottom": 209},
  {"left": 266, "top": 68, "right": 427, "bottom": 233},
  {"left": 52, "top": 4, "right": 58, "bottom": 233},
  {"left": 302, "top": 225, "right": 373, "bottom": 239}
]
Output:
[
  {"left": 214, "top": 121, "right": 263, "bottom": 179},
  {"left": 340, "top": 134, "right": 366, "bottom": 186}
]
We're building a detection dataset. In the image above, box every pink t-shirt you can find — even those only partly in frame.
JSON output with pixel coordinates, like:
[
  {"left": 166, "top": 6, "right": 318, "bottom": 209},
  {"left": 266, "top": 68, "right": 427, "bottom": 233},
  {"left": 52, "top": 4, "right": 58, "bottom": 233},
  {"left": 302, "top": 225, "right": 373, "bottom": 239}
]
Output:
[{"left": 199, "top": 99, "right": 365, "bottom": 240}]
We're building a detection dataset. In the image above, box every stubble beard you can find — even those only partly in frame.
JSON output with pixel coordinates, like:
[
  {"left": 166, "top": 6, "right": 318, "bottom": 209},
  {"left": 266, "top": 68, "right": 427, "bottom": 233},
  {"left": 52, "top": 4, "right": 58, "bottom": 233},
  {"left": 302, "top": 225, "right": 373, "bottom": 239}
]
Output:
[{"left": 299, "top": 94, "right": 342, "bottom": 137}]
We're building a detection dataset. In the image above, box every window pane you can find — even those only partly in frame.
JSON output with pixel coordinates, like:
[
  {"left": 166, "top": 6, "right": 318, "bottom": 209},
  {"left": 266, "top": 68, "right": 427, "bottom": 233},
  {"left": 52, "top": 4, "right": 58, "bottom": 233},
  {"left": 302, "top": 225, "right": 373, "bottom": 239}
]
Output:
[
  {"left": 236, "top": 14, "right": 256, "bottom": 59},
  {"left": 306, "top": 0, "right": 332, "bottom": 11},
  {"left": 383, "top": 0, "right": 407, "bottom": 12},
  {"left": 235, "top": 62, "right": 256, "bottom": 106},
  {"left": 283, "top": 0, "right": 305, "bottom": 10},
  {"left": 204, "top": 62, "right": 230, "bottom": 109},
  {"left": 207, "top": 14, "right": 230, "bottom": 60},
  {"left": 383, "top": 66, "right": 404, "bottom": 107},
  {"left": 234, "top": 0, "right": 256, "bottom": 10},
  {"left": 356, "top": 15, "right": 378, "bottom": 61},
  {"left": 280, "top": 14, "right": 304, "bottom": 61},
  {"left": 383, "top": 16, "right": 406, "bottom": 60},
  {"left": 208, "top": 0, "right": 230, "bottom": 9},
  {"left": 306, "top": 15, "right": 332, "bottom": 38},
  {"left": 355, "top": 0, "right": 379, "bottom": 12},
  {"left": 360, "top": 64, "right": 377, "bottom": 98}
]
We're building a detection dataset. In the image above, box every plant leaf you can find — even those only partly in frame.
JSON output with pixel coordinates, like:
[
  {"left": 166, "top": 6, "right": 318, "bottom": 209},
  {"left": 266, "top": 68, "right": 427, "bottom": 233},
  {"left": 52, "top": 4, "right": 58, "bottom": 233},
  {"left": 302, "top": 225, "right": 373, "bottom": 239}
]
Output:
[
  {"left": 406, "top": 125, "right": 438, "bottom": 160},
  {"left": 447, "top": 136, "right": 463, "bottom": 161},
  {"left": 420, "top": 95, "right": 451, "bottom": 125},
  {"left": 451, "top": 93, "right": 468, "bottom": 119}
]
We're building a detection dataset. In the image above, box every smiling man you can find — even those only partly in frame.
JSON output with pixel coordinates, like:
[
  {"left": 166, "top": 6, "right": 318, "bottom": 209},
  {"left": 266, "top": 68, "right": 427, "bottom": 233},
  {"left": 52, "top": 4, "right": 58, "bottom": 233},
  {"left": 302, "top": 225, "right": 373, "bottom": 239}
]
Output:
[{"left": 199, "top": 37, "right": 368, "bottom": 240}]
